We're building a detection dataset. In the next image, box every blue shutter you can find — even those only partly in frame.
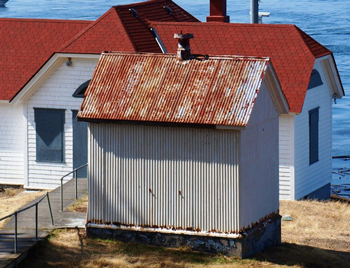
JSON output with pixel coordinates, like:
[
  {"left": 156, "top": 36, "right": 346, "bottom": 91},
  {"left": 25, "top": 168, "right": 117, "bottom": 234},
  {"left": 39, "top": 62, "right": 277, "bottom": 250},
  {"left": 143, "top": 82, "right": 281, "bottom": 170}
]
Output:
[
  {"left": 35, "top": 109, "right": 65, "bottom": 162},
  {"left": 309, "top": 108, "right": 319, "bottom": 164}
]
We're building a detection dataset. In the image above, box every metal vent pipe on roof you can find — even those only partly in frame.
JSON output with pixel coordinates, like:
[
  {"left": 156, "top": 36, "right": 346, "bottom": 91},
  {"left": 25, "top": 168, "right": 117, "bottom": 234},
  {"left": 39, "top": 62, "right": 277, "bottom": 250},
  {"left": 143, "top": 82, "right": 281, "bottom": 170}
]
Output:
[
  {"left": 164, "top": 6, "right": 172, "bottom": 15},
  {"left": 250, "top": 0, "right": 259, "bottom": 23},
  {"left": 174, "top": 32, "right": 194, "bottom": 61},
  {"left": 206, "top": 0, "right": 230, "bottom": 23},
  {"left": 129, "top": 8, "right": 139, "bottom": 18}
]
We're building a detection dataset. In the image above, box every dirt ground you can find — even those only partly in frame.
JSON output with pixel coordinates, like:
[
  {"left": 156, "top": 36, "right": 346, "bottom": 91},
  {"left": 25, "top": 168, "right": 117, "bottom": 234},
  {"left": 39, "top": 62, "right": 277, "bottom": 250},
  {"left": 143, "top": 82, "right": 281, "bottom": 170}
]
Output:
[
  {"left": 17, "top": 199, "right": 350, "bottom": 268},
  {"left": 0, "top": 187, "right": 45, "bottom": 228}
]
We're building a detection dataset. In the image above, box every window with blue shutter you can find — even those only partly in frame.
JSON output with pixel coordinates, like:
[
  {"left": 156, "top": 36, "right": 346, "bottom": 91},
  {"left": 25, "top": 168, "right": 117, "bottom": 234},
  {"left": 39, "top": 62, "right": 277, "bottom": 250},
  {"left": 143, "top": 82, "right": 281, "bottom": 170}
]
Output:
[
  {"left": 34, "top": 108, "right": 65, "bottom": 162},
  {"left": 309, "top": 107, "right": 319, "bottom": 165}
]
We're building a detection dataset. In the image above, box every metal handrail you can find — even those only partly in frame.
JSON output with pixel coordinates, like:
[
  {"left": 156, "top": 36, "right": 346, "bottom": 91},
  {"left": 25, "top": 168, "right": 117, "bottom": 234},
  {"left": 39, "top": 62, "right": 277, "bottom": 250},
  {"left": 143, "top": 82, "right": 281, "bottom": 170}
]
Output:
[
  {"left": 0, "top": 192, "right": 54, "bottom": 254},
  {"left": 60, "top": 163, "right": 88, "bottom": 212}
]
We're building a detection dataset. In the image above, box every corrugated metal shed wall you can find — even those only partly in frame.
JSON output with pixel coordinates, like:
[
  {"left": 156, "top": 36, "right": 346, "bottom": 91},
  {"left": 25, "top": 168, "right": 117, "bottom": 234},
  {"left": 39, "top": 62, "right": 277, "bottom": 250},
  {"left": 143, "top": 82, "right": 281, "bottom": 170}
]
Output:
[{"left": 88, "top": 123, "right": 241, "bottom": 233}]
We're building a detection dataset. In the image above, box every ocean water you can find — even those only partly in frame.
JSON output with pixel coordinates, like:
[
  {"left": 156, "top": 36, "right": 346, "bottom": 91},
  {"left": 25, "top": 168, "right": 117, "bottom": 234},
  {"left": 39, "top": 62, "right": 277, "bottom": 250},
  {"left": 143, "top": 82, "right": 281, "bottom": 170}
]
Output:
[{"left": 1, "top": 0, "right": 350, "bottom": 185}]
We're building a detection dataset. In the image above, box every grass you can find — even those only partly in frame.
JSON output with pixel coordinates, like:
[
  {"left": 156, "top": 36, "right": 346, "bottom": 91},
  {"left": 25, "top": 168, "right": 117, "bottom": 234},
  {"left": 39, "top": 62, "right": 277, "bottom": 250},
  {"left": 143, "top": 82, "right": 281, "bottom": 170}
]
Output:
[
  {"left": 20, "top": 228, "right": 261, "bottom": 268},
  {"left": 17, "top": 199, "right": 350, "bottom": 267},
  {"left": 66, "top": 194, "right": 88, "bottom": 213},
  {"left": 0, "top": 187, "right": 45, "bottom": 228},
  {"left": 280, "top": 199, "right": 350, "bottom": 252}
]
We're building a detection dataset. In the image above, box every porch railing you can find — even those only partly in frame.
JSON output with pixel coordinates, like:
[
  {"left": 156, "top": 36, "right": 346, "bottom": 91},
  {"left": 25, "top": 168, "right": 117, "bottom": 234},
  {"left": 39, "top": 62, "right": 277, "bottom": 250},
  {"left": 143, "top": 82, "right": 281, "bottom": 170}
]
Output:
[
  {"left": 60, "top": 163, "right": 88, "bottom": 211},
  {"left": 0, "top": 192, "right": 54, "bottom": 254}
]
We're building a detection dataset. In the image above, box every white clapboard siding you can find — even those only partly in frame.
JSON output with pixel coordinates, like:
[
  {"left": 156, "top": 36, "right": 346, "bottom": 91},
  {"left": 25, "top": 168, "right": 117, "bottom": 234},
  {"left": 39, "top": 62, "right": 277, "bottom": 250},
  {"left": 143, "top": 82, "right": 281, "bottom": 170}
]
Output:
[
  {"left": 279, "top": 114, "right": 295, "bottom": 200},
  {"left": 0, "top": 103, "right": 25, "bottom": 185},
  {"left": 294, "top": 62, "right": 332, "bottom": 199},
  {"left": 26, "top": 58, "right": 98, "bottom": 189}
]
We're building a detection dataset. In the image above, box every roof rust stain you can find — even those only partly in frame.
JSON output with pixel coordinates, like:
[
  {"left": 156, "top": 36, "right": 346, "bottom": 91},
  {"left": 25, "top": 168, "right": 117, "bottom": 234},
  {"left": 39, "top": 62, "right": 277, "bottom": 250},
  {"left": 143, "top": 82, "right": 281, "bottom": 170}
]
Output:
[{"left": 78, "top": 52, "right": 270, "bottom": 127}]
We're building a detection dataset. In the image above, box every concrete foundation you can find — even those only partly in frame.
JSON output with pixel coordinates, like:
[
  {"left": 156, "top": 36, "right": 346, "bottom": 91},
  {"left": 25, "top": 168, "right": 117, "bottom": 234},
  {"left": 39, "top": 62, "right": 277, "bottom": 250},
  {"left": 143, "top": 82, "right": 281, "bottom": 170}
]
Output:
[
  {"left": 303, "top": 183, "right": 330, "bottom": 200},
  {"left": 87, "top": 216, "right": 281, "bottom": 258}
]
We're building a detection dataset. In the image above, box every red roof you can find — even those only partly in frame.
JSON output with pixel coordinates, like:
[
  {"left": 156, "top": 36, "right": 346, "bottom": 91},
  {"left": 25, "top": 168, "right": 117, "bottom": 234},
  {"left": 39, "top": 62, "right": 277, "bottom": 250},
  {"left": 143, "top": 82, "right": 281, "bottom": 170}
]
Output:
[
  {"left": 59, "top": 0, "right": 198, "bottom": 54},
  {"left": 152, "top": 22, "right": 332, "bottom": 113},
  {"left": 78, "top": 52, "right": 271, "bottom": 127},
  {"left": 2, "top": 0, "right": 198, "bottom": 101},
  {"left": 0, "top": 18, "right": 91, "bottom": 101}
]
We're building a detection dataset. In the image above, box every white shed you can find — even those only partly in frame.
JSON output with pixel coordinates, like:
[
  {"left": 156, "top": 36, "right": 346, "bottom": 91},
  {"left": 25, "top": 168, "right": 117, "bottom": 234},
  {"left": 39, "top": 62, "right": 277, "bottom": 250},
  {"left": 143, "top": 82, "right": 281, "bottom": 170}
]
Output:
[{"left": 78, "top": 47, "right": 289, "bottom": 257}]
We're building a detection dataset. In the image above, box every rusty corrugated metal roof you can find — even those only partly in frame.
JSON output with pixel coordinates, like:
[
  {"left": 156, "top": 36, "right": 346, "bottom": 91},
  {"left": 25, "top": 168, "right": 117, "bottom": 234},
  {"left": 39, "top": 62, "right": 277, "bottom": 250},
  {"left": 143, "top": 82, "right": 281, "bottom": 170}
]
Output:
[{"left": 78, "top": 52, "right": 270, "bottom": 127}]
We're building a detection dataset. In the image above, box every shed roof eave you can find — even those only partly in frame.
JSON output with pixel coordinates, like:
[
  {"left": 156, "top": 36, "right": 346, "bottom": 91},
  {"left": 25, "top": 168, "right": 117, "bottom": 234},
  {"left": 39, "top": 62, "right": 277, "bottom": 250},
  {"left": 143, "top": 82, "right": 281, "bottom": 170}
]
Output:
[
  {"left": 215, "top": 125, "right": 245, "bottom": 130},
  {"left": 78, "top": 117, "right": 247, "bottom": 129}
]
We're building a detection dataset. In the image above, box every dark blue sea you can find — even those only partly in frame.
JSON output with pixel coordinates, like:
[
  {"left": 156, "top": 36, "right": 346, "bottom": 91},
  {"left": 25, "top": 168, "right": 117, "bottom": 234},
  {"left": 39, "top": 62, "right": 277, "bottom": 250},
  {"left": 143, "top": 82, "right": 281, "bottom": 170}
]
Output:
[{"left": 1, "top": 0, "right": 350, "bottom": 188}]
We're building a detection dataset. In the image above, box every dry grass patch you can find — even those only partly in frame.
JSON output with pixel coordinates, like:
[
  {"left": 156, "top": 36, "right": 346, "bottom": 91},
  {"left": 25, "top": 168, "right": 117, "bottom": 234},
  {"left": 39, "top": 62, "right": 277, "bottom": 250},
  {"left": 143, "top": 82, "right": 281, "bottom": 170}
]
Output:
[
  {"left": 0, "top": 187, "right": 45, "bottom": 228},
  {"left": 280, "top": 199, "right": 350, "bottom": 252},
  {"left": 19, "top": 200, "right": 350, "bottom": 268},
  {"left": 20, "top": 228, "right": 272, "bottom": 268},
  {"left": 66, "top": 194, "right": 88, "bottom": 213}
]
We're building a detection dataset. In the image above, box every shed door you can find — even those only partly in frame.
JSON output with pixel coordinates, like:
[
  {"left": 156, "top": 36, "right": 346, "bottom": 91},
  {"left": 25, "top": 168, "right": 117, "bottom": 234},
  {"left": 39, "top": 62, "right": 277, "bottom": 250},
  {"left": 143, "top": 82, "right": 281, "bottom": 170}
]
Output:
[{"left": 72, "top": 110, "right": 87, "bottom": 178}]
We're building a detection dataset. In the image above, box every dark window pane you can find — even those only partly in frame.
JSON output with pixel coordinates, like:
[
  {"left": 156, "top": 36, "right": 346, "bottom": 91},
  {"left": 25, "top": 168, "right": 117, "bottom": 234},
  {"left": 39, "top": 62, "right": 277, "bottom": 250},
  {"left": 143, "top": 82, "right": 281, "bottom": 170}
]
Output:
[
  {"left": 308, "top": 69, "right": 323, "bottom": 89},
  {"left": 35, "top": 109, "right": 65, "bottom": 162},
  {"left": 309, "top": 108, "right": 319, "bottom": 165},
  {"left": 72, "top": 80, "right": 90, "bottom": 98}
]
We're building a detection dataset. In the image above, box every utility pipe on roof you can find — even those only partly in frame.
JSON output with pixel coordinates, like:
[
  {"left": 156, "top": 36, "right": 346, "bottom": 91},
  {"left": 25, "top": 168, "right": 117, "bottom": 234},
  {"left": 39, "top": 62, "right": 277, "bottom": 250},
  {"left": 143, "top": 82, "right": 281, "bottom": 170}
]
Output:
[{"left": 250, "top": 0, "right": 259, "bottom": 23}]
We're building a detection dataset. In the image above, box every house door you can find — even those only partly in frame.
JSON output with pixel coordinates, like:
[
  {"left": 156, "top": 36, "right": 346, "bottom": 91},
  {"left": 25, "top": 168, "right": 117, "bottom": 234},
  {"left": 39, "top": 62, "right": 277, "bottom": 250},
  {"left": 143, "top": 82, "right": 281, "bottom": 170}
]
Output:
[{"left": 72, "top": 110, "right": 88, "bottom": 178}]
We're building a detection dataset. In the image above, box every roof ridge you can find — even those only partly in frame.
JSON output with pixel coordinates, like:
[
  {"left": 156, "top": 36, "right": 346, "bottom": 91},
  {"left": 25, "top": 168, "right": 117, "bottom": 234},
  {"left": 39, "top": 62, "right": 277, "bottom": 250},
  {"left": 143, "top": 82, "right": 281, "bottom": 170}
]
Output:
[
  {"left": 58, "top": 9, "right": 112, "bottom": 52},
  {"left": 114, "top": 0, "right": 171, "bottom": 9},
  {"left": 103, "top": 51, "right": 270, "bottom": 61},
  {"left": 293, "top": 25, "right": 331, "bottom": 58},
  {"left": 0, "top": 18, "right": 91, "bottom": 23},
  {"left": 58, "top": 7, "right": 135, "bottom": 53},
  {"left": 151, "top": 21, "right": 297, "bottom": 28}
]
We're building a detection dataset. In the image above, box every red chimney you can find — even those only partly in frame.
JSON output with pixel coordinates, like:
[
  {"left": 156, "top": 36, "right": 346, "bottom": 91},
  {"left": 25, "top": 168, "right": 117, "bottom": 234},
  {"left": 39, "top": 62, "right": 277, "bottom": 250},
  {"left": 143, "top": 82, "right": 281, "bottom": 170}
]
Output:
[{"left": 207, "top": 0, "right": 230, "bottom": 23}]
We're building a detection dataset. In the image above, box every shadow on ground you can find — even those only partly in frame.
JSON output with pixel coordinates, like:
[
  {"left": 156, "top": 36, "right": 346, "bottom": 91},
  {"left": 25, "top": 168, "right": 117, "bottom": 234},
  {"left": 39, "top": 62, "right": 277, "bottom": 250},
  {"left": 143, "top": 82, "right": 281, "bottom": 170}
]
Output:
[
  {"left": 18, "top": 230, "right": 350, "bottom": 268},
  {"left": 253, "top": 242, "right": 350, "bottom": 267}
]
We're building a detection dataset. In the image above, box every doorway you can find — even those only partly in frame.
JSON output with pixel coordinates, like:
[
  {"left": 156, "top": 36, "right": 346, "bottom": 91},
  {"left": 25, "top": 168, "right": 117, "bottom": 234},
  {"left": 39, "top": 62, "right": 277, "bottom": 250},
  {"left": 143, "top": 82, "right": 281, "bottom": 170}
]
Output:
[{"left": 72, "top": 110, "right": 88, "bottom": 178}]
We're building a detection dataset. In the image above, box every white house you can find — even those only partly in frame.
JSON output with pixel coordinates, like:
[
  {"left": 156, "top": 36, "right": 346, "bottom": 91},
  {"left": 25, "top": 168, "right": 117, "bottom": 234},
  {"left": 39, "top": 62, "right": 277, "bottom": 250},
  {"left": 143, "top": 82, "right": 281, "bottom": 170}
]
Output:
[
  {"left": 0, "top": 0, "right": 198, "bottom": 189},
  {"left": 152, "top": 20, "right": 345, "bottom": 200},
  {"left": 0, "top": 18, "right": 91, "bottom": 187},
  {"left": 0, "top": 0, "right": 344, "bottom": 200},
  {"left": 77, "top": 46, "right": 289, "bottom": 257}
]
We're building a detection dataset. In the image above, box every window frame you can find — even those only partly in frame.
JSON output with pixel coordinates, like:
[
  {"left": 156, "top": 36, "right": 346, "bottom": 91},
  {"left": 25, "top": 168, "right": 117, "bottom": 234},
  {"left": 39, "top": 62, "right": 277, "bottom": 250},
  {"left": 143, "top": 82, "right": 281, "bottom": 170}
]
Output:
[{"left": 34, "top": 108, "right": 65, "bottom": 163}]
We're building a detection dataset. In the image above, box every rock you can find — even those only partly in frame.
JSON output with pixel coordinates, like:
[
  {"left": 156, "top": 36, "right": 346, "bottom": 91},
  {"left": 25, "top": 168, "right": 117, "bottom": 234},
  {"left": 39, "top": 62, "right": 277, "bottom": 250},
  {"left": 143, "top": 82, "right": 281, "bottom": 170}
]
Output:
[{"left": 282, "top": 215, "right": 292, "bottom": 221}]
